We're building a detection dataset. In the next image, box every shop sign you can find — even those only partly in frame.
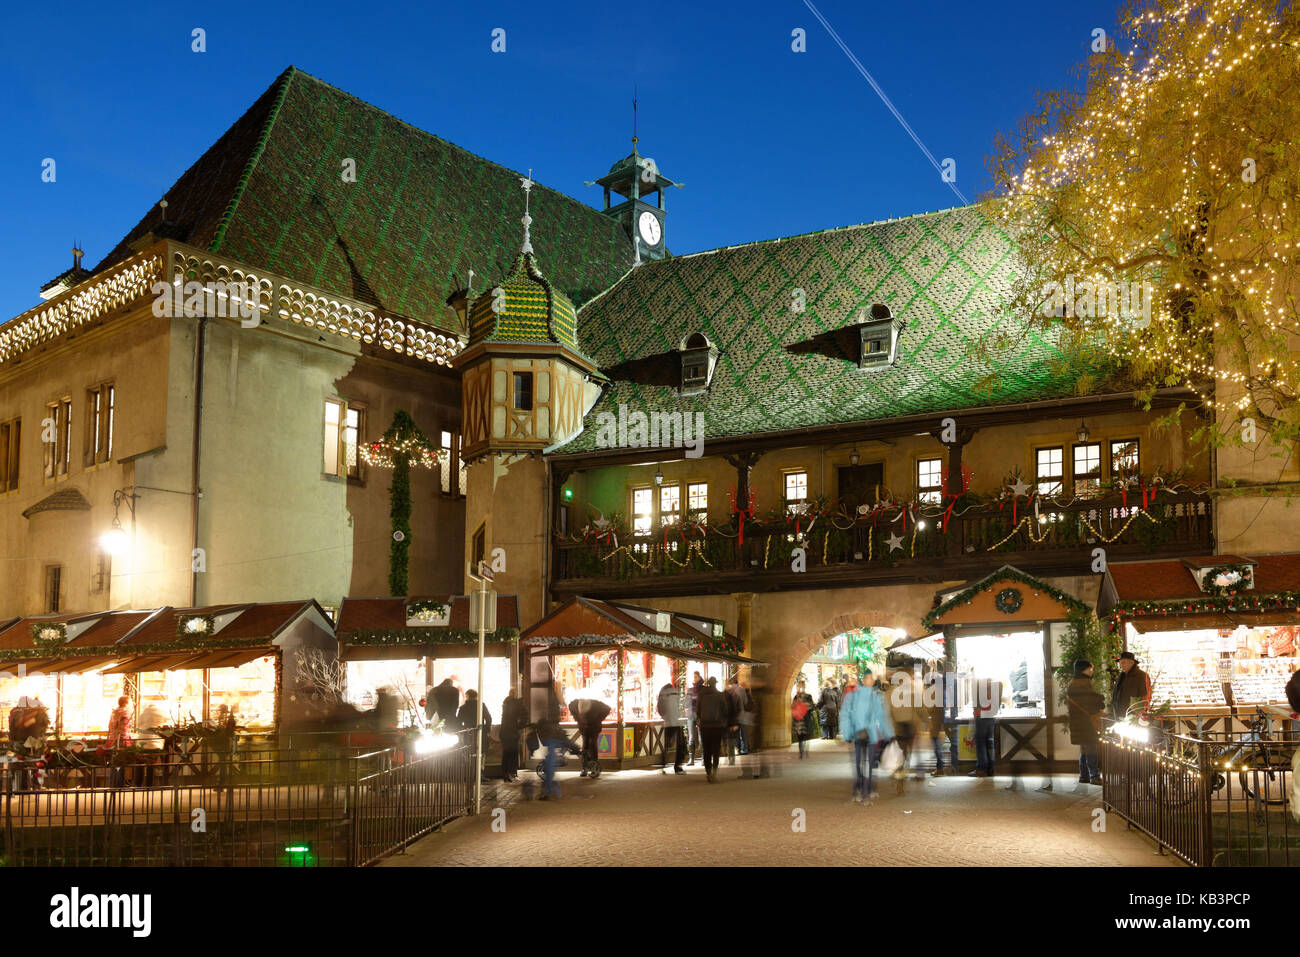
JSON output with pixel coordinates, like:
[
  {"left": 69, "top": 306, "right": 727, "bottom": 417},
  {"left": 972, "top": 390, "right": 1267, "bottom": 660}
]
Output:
[{"left": 623, "top": 727, "right": 636, "bottom": 757}]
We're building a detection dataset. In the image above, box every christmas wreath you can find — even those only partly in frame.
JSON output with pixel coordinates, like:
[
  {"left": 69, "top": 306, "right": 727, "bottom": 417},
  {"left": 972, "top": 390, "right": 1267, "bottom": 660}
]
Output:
[{"left": 994, "top": 587, "right": 1024, "bottom": 614}]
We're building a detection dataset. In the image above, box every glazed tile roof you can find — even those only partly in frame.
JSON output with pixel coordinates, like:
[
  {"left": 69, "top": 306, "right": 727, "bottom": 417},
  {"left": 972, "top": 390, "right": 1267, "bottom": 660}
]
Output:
[
  {"left": 562, "top": 206, "right": 1118, "bottom": 449},
  {"left": 97, "top": 67, "right": 634, "bottom": 334},
  {"left": 468, "top": 252, "right": 583, "bottom": 353}
]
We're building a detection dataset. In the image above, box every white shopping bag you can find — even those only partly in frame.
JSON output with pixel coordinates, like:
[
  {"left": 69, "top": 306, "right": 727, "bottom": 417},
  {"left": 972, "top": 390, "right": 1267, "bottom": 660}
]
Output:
[{"left": 878, "top": 741, "right": 904, "bottom": 775}]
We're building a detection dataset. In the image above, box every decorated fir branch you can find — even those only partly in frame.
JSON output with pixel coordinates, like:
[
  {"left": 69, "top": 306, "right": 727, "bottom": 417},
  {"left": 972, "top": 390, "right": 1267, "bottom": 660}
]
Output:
[
  {"left": 345, "top": 627, "right": 521, "bottom": 647},
  {"left": 922, "top": 566, "right": 1090, "bottom": 631},
  {"left": 362, "top": 409, "right": 440, "bottom": 596},
  {"left": 1106, "top": 591, "right": 1300, "bottom": 633},
  {"left": 405, "top": 599, "right": 449, "bottom": 621}
]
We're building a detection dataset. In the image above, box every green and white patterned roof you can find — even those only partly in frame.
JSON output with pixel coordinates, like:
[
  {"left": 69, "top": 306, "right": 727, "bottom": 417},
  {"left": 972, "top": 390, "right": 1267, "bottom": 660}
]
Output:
[
  {"left": 561, "top": 205, "right": 1115, "bottom": 451},
  {"left": 468, "top": 252, "right": 583, "bottom": 353}
]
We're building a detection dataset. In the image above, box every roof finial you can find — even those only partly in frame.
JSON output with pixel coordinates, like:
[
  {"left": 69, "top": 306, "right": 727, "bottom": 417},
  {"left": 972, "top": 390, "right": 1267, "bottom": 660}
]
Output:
[
  {"left": 519, "top": 168, "right": 534, "bottom": 255},
  {"left": 632, "top": 85, "right": 638, "bottom": 152},
  {"left": 72, "top": 243, "right": 84, "bottom": 270}
]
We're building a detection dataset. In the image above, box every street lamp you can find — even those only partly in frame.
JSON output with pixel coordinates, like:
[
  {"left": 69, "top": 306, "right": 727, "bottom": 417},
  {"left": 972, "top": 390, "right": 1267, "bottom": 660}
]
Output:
[
  {"left": 849, "top": 447, "right": 860, "bottom": 466},
  {"left": 653, "top": 467, "right": 664, "bottom": 486},
  {"left": 1076, "top": 420, "right": 1090, "bottom": 443},
  {"left": 101, "top": 488, "right": 138, "bottom": 555}
]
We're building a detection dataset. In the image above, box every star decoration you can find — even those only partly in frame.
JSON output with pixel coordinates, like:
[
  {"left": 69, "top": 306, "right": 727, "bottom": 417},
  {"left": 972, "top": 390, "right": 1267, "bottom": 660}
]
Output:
[
  {"left": 885, "top": 532, "right": 904, "bottom": 552},
  {"left": 1009, "top": 479, "right": 1032, "bottom": 498}
]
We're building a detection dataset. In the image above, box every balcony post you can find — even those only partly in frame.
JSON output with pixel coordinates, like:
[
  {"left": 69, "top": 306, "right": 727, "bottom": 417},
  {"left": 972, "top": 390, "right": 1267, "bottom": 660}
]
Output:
[{"left": 929, "top": 425, "right": 977, "bottom": 555}]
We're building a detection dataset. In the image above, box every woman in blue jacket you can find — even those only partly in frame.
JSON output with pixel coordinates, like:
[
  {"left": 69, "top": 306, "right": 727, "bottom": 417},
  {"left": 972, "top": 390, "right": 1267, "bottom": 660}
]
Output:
[{"left": 839, "top": 670, "right": 894, "bottom": 803}]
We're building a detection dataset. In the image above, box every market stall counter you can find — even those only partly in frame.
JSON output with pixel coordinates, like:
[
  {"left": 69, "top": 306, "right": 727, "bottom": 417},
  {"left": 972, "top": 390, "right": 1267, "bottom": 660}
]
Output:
[{"left": 522, "top": 597, "right": 761, "bottom": 769}]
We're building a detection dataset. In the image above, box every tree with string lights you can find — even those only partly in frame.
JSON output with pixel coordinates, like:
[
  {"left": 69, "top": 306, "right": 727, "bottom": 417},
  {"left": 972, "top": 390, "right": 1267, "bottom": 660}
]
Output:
[
  {"left": 361, "top": 409, "right": 440, "bottom": 595},
  {"left": 988, "top": 0, "right": 1300, "bottom": 447}
]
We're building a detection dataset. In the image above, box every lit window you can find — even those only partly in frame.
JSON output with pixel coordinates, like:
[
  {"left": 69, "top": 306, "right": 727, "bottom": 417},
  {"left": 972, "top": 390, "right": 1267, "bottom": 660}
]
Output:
[
  {"left": 472, "top": 523, "right": 486, "bottom": 569},
  {"left": 1111, "top": 438, "right": 1140, "bottom": 477},
  {"left": 440, "top": 431, "right": 453, "bottom": 493},
  {"left": 784, "top": 471, "right": 809, "bottom": 513},
  {"left": 0, "top": 418, "right": 19, "bottom": 493},
  {"left": 1073, "top": 443, "right": 1101, "bottom": 497},
  {"left": 324, "top": 400, "right": 343, "bottom": 475},
  {"left": 917, "top": 457, "right": 943, "bottom": 504},
  {"left": 660, "top": 484, "right": 681, "bottom": 525},
  {"left": 343, "top": 406, "right": 364, "bottom": 480},
  {"left": 1035, "top": 447, "right": 1064, "bottom": 497},
  {"left": 632, "top": 487, "right": 653, "bottom": 535},
  {"left": 687, "top": 482, "right": 708, "bottom": 522}
]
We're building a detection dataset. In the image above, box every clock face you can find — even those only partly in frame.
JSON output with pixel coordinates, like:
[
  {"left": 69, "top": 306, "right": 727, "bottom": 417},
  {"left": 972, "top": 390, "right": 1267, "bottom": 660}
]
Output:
[{"left": 637, "top": 210, "right": 662, "bottom": 246}]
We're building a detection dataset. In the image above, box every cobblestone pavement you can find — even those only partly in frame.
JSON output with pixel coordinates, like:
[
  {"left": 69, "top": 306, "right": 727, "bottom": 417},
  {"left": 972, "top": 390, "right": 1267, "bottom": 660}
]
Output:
[{"left": 384, "top": 740, "right": 1182, "bottom": 867}]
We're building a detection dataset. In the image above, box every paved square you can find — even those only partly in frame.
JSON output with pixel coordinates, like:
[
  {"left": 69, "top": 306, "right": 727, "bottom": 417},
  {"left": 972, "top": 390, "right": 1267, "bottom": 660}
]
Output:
[{"left": 383, "top": 741, "right": 1181, "bottom": 867}]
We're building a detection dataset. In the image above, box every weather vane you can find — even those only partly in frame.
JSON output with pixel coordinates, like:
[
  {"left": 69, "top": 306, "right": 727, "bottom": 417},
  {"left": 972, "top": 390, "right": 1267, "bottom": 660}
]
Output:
[{"left": 520, "top": 168, "right": 534, "bottom": 254}]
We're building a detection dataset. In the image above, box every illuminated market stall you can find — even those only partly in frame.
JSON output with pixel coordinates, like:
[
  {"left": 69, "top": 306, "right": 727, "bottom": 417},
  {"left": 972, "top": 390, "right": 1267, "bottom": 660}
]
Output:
[
  {"left": 1099, "top": 554, "right": 1300, "bottom": 733},
  {"left": 0, "top": 601, "right": 337, "bottom": 742},
  {"left": 521, "top": 597, "right": 758, "bottom": 767},
  {"left": 335, "top": 595, "right": 520, "bottom": 730},
  {"left": 923, "top": 565, "right": 1091, "bottom": 769}
]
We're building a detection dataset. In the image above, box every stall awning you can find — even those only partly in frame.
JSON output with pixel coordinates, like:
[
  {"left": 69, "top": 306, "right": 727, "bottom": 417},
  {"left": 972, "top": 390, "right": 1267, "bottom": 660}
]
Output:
[
  {"left": 1099, "top": 553, "right": 1300, "bottom": 633},
  {"left": 54, "top": 656, "right": 120, "bottom": 675},
  {"left": 522, "top": 597, "right": 760, "bottom": 664},
  {"left": 102, "top": 653, "right": 205, "bottom": 674},
  {"left": 181, "top": 648, "right": 274, "bottom": 670}
]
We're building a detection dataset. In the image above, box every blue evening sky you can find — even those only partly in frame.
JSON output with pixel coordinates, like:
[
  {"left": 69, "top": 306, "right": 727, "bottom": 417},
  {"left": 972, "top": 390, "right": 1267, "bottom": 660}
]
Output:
[{"left": 0, "top": 0, "right": 1121, "bottom": 322}]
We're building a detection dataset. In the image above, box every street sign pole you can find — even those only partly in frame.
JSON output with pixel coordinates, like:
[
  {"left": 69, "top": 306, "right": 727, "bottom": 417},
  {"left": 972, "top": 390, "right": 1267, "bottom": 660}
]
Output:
[{"left": 467, "top": 560, "right": 494, "bottom": 816}]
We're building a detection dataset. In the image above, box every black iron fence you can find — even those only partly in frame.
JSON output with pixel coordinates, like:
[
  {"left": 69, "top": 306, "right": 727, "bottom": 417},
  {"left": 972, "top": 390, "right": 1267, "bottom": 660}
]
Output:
[
  {"left": 0, "top": 731, "right": 476, "bottom": 867},
  {"left": 1101, "top": 715, "right": 1298, "bottom": 867}
]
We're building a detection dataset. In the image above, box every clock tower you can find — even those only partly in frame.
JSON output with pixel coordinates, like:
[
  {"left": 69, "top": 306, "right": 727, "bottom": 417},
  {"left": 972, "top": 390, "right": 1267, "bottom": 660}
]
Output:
[{"left": 594, "top": 137, "right": 674, "bottom": 262}]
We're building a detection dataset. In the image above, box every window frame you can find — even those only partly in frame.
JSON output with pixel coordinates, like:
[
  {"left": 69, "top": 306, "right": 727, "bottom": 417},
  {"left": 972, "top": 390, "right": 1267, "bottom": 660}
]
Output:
[
  {"left": 631, "top": 486, "right": 654, "bottom": 536},
  {"left": 659, "top": 483, "right": 682, "bottom": 526},
  {"left": 783, "top": 469, "right": 809, "bottom": 514},
  {"left": 44, "top": 397, "right": 72, "bottom": 480},
  {"left": 343, "top": 402, "right": 365, "bottom": 482},
  {"left": 512, "top": 372, "right": 534, "bottom": 412},
  {"left": 323, "top": 398, "right": 344, "bottom": 477},
  {"left": 686, "top": 482, "right": 708, "bottom": 523},
  {"left": 45, "top": 564, "right": 63, "bottom": 613},
  {"left": 1034, "top": 445, "right": 1065, "bottom": 497},
  {"left": 1072, "top": 441, "right": 1102, "bottom": 498},
  {"left": 85, "top": 382, "right": 115, "bottom": 468},
  {"left": 1110, "top": 438, "right": 1141, "bottom": 479},
  {"left": 916, "top": 457, "right": 944, "bottom": 505}
]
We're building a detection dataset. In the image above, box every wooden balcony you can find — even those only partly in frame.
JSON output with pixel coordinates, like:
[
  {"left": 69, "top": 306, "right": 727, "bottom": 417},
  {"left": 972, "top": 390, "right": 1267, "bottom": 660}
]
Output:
[{"left": 552, "top": 490, "right": 1213, "bottom": 600}]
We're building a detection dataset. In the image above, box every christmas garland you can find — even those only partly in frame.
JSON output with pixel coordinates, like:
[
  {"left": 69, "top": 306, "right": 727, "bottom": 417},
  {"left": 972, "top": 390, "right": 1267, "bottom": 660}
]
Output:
[
  {"left": 922, "top": 566, "right": 1089, "bottom": 631},
  {"left": 1105, "top": 591, "right": 1300, "bottom": 633},
  {"left": 405, "top": 600, "right": 449, "bottom": 622},
  {"left": 0, "top": 635, "right": 280, "bottom": 664},
  {"left": 522, "top": 631, "right": 744, "bottom": 656},
  {"left": 1198, "top": 563, "right": 1254, "bottom": 596},
  {"left": 343, "top": 627, "right": 520, "bottom": 647}
]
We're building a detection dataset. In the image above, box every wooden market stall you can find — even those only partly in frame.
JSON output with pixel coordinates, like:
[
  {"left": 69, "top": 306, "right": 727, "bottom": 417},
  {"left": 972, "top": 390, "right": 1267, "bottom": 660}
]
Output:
[
  {"left": 335, "top": 594, "right": 521, "bottom": 731},
  {"left": 923, "top": 564, "right": 1090, "bottom": 771},
  {"left": 0, "top": 601, "right": 338, "bottom": 745},
  {"left": 521, "top": 597, "right": 758, "bottom": 768},
  {"left": 1098, "top": 553, "right": 1300, "bottom": 735}
]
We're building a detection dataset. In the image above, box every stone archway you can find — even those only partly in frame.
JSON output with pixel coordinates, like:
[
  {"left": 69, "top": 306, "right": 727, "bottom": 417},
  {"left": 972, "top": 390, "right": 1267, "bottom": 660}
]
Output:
[{"left": 750, "top": 585, "right": 934, "bottom": 747}]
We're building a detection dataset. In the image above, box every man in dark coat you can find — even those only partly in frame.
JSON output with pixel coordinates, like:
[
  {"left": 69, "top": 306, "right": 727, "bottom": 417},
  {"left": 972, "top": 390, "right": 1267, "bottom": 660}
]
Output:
[
  {"left": 1066, "top": 659, "right": 1106, "bottom": 785},
  {"left": 500, "top": 690, "right": 525, "bottom": 782},
  {"left": 457, "top": 691, "right": 492, "bottom": 762},
  {"left": 817, "top": 679, "right": 840, "bottom": 740},
  {"left": 1111, "top": 652, "right": 1151, "bottom": 720},
  {"left": 568, "top": 698, "right": 612, "bottom": 777},
  {"left": 696, "top": 677, "right": 729, "bottom": 782},
  {"left": 433, "top": 678, "right": 461, "bottom": 731}
]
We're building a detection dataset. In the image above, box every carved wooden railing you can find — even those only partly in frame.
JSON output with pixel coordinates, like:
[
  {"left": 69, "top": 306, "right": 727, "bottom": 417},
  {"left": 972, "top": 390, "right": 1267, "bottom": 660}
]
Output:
[{"left": 553, "top": 490, "right": 1212, "bottom": 584}]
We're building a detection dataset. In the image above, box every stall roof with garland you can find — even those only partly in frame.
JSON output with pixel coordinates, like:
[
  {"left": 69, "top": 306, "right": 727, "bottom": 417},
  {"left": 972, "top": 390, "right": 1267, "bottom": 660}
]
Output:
[
  {"left": 88, "top": 67, "right": 635, "bottom": 335},
  {"left": 559, "top": 206, "right": 1119, "bottom": 450},
  {"left": 1098, "top": 553, "right": 1300, "bottom": 631},
  {"left": 923, "top": 565, "right": 1091, "bottom": 632},
  {"left": 335, "top": 594, "right": 521, "bottom": 653},
  {"left": 0, "top": 601, "right": 334, "bottom": 667},
  {"left": 522, "top": 596, "right": 756, "bottom": 662}
]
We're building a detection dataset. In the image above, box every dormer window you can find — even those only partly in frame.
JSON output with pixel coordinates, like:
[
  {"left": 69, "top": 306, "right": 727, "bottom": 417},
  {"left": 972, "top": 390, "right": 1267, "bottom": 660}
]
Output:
[
  {"left": 856, "top": 304, "right": 904, "bottom": 369},
  {"left": 678, "top": 332, "right": 719, "bottom": 395}
]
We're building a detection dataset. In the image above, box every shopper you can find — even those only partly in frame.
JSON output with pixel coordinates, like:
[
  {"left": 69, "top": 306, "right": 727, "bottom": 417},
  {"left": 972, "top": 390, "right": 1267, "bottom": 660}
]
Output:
[
  {"left": 500, "top": 689, "right": 525, "bottom": 782},
  {"left": 791, "top": 680, "right": 816, "bottom": 758},
  {"left": 924, "top": 663, "right": 952, "bottom": 775},
  {"left": 969, "top": 675, "right": 1002, "bottom": 777},
  {"left": 568, "top": 697, "right": 612, "bottom": 777},
  {"left": 536, "top": 687, "right": 578, "bottom": 800},
  {"left": 432, "top": 678, "right": 461, "bottom": 731},
  {"left": 733, "top": 676, "right": 756, "bottom": 755},
  {"left": 817, "top": 679, "right": 840, "bottom": 740},
  {"left": 106, "top": 696, "right": 134, "bottom": 749},
  {"left": 457, "top": 690, "right": 492, "bottom": 750},
  {"left": 657, "top": 679, "right": 687, "bottom": 774},
  {"left": 839, "top": 670, "right": 893, "bottom": 803},
  {"left": 1111, "top": 652, "right": 1152, "bottom": 721},
  {"left": 1066, "top": 659, "right": 1105, "bottom": 785},
  {"left": 685, "top": 672, "right": 703, "bottom": 766},
  {"left": 885, "top": 668, "right": 923, "bottom": 792},
  {"left": 696, "top": 677, "right": 729, "bottom": 782}
]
